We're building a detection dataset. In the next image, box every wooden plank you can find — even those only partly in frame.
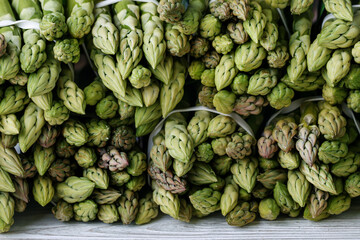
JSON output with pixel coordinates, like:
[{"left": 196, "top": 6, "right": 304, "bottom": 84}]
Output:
[{"left": 2, "top": 200, "right": 360, "bottom": 239}]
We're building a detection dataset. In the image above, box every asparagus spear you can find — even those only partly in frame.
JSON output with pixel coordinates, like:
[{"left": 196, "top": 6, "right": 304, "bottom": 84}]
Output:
[
  {"left": 286, "top": 11, "right": 311, "bottom": 82},
  {"left": 140, "top": 2, "right": 166, "bottom": 69},
  {"left": 92, "top": 7, "right": 119, "bottom": 55},
  {"left": 11, "top": 0, "right": 47, "bottom": 73},
  {"left": 90, "top": 48, "right": 126, "bottom": 97},
  {"left": 0, "top": 0, "right": 21, "bottom": 81},
  {"left": 157, "top": 0, "right": 185, "bottom": 24},
  {"left": 113, "top": 0, "right": 143, "bottom": 79},
  {"left": 173, "top": 0, "right": 208, "bottom": 35},
  {"left": 66, "top": 0, "right": 95, "bottom": 39},
  {"left": 27, "top": 44, "right": 61, "bottom": 97},
  {"left": 39, "top": 0, "right": 68, "bottom": 41}
]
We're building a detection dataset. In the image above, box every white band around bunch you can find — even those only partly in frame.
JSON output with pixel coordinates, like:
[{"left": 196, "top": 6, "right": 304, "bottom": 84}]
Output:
[{"left": 0, "top": 20, "right": 40, "bottom": 30}]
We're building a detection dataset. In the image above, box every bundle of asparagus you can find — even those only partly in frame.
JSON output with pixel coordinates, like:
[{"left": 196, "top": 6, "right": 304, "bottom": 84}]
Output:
[
  {"left": 46, "top": 115, "right": 157, "bottom": 225},
  {"left": 190, "top": 0, "right": 294, "bottom": 117},
  {"left": 0, "top": 67, "right": 85, "bottom": 233},
  {"left": 148, "top": 110, "right": 262, "bottom": 226},
  {"left": 191, "top": 1, "right": 360, "bottom": 119},
  {"left": 308, "top": 8, "right": 360, "bottom": 112},
  {"left": 5, "top": 0, "right": 87, "bottom": 72},
  {"left": 257, "top": 100, "right": 359, "bottom": 221},
  {"left": 89, "top": 0, "right": 190, "bottom": 137}
]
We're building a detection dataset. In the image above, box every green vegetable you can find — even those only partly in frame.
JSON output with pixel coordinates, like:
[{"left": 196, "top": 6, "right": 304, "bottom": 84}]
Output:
[{"left": 66, "top": 0, "right": 94, "bottom": 38}]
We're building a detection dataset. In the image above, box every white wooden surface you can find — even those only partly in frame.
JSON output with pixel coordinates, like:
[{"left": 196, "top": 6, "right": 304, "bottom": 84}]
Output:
[{"left": 2, "top": 199, "right": 360, "bottom": 240}]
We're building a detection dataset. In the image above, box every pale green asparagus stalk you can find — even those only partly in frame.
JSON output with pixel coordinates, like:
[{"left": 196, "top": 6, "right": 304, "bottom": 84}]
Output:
[
  {"left": 114, "top": 87, "right": 143, "bottom": 107},
  {"left": 165, "top": 23, "right": 190, "bottom": 57},
  {"left": 158, "top": 0, "right": 185, "bottom": 24},
  {"left": 57, "top": 68, "right": 86, "bottom": 115},
  {"left": 287, "top": 12, "right": 312, "bottom": 81},
  {"left": 318, "top": 18, "right": 360, "bottom": 49},
  {"left": 152, "top": 182, "right": 180, "bottom": 219},
  {"left": 31, "top": 92, "right": 53, "bottom": 111},
  {"left": 0, "top": 144, "right": 24, "bottom": 177},
  {"left": 165, "top": 113, "right": 194, "bottom": 163},
  {"left": 18, "top": 102, "right": 45, "bottom": 153},
  {"left": 300, "top": 161, "right": 337, "bottom": 194},
  {"left": 0, "top": 85, "right": 29, "bottom": 115},
  {"left": 160, "top": 58, "right": 186, "bottom": 117},
  {"left": 281, "top": 71, "right": 324, "bottom": 92},
  {"left": 322, "top": 49, "right": 351, "bottom": 87},
  {"left": 220, "top": 176, "right": 239, "bottom": 216},
  {"left": 140, "top": 2, "right": 166, "bottom": 69},
  {"left": 27, "top": 44, "right": 61, "bottom": 97},
  {"left": 0, "top": 0, "right": 22, "bottom": 81},
  {"left": 265, "top": 0, "right": 289, "bottom": 9},
  {"left": 307, "top": 37, "right": 332, "bottom": 72},
  {"left": 0, "top": 114, "right": 20, "bottom": 135},
  {"left": 323, "top": 0, "right": 353, "bottom": 22},
  {"left": 173, "top": 0, "right": 208, "bottom": 35},
  {"left": 12, "top": 0, "right": 47, "bottom": 73},
  {"left": 290, "top": 0, "right": 314, "bottom": 15},
  {"left": 66, "top": 0, "right": 95, "bottom": 38},
  {"left": 92, "top": 7, "right": 119, "bottom": 55},
  {"left": 39, "top": 0, "right": 68, "bottom": 41},
  {"left": 231, "top": 158, "right": 258, "bottom": 193},
  {"left": 53, "top": 38, "right": 80, "bottom": 64},
  {"left": 215, "top": 53, "right": 238, "bottom": 91},
  {"left": 114, "top": 0, "right": 143, "bottom": 80},
  {"left": 91, "top": 48, "right": 126, "bottom": 97},
  {"left": 243, "top": 1, "right": 267, "bottom": 44},
  {"left": 151, "top": 54, "right": 174, "bottom": 85}
]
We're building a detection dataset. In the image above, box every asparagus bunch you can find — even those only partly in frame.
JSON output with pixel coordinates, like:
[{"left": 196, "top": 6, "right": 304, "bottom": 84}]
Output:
[
  {"left": 48, "top": 115, "right": 156, "bottom": 225},
  {"left": 88, "top": 0, "right": 191, "bottom": 125},
  {"left": 148, "top": 111, "right": 261, "bottom": 227},
  {"left": 280, "top": 9, "right": 360, "bottom": 112},
  {"left": 257, "top": 101, "right": 359, "bottom": 221},
  {"left": 194, "top": 3, "right": 360, "bottom": 115},
  {"left": 195, "top": 2, "right": 293, "bottom": 114}
]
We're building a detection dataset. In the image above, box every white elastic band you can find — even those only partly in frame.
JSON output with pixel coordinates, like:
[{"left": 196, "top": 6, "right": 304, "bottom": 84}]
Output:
[
  {"left": 81, "top": 43, "right": 99, "bottom": 77},
  {"left": 322, "top": 4, "right": 360, "bottom": 29},
  {"left": 277, "top": 8, "right": 291, "bottom": 38},
  {"left": 147, "top": 106, "right": 255, "bottom": 163},
  {"left": 14, "top": 143, "right": 20, "bottom": 154},
  {"left": 96, "top": 0, "right": 159, "bottom": 8},
  {"left": 0, "top": 20, "right": 40, "bottom": 30},
  {"left": 131, "top": 0, "right": 159, "bottom": 5}
]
